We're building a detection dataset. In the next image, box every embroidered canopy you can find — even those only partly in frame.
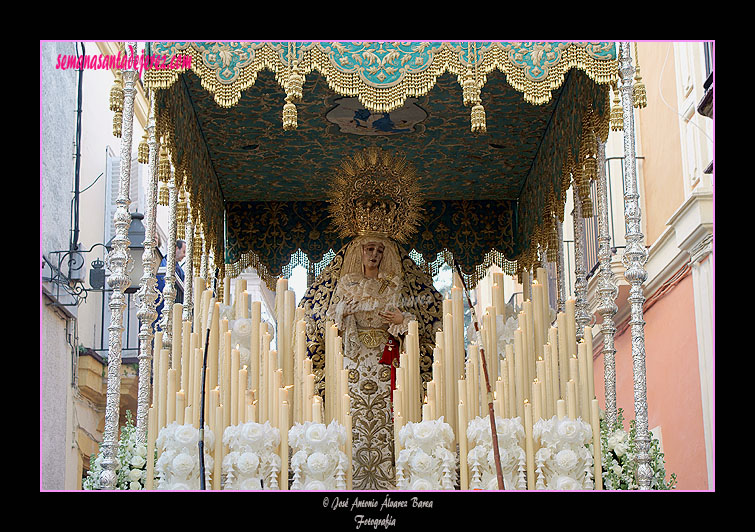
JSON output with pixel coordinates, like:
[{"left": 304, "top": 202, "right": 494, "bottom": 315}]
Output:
[{"left": 142, "top": 41, "right": 618, "bottom": 288}]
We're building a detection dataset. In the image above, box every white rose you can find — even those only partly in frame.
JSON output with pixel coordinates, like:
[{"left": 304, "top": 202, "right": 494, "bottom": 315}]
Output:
[
  {"left": 409, "top": 449, "right": 435, "bottom": 474},
  {"left": 614, "top": 440, "right": 628, "bottom": 457},
  {"left": 129, "top": 481, "right": 142, "bottom": 490},
  {"left": 412, "top": 421, "right": 438, "bottom": 446},
  {"left": 554, "top": 449, "right": 579, "bottom": 472},
  {"left": 307, "top": 452, "right": 331, "bottom": 474},
  {"left": 551, "top": 474, "right": 581, "bottom": 490},
  {"left": 233, "top": 318, "right": 252, "bottom": 337},
  {"left": 237, "top": 452, "right": 260, "bottom": 474},
  {"left": 611, "top": 463, "right": 623, "bottom": 476},
  {"left": 303, "top": 479, "right": 327, "bottom": 490},
  {"left": 128, "top": 467, "right": 143, "bottom": 482},
  {"left": 410, "top": 478, "right": 433, "bottom": 490},
  {"left": 555, "top": 418, "right": 584, "bottom": 445},
  {"left": 129, "top": 454, "right": 146, "bottom": 469},
  {"left": 290, "top": 450, "right": 308, "bottom": 469},
  {"left": 174, "top": 424, "right": 199, "bottom": 447},
  {"left": 305, "top": 423, "right": 327, "bottom": 445},
  {"left": 239, "top": 423, "right": 265, "bottom": 446},
  {"left": 607, "top": 429, "right": 628, "bottom": 455},
  {"left": 239, "top": 477, "right": 262, "bottom": 490},
  {"left": 172, "top": 452, "right": 195, "bottom": 477}
]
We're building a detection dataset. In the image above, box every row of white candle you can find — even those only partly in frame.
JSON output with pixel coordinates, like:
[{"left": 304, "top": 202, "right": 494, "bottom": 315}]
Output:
[{"left": 145, "top": 274, "right": 324, "bottom": 490}]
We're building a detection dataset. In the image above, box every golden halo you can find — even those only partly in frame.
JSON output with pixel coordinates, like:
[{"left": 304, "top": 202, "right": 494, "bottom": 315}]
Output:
[{"left": 328, "top": 147, "right": 424, "bottom": 244}]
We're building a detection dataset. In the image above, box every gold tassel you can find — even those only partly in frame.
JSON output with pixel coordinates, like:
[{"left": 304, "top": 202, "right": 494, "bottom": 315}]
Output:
[
  {"left": 112, "top": 111, "right": 122, "bottom": 138},
  {"left": 462, "top": 65, "right": 478, "bottom": 107},
  {"left": 176, "top": 188, "right": 188, "bottom": 237},
  {"left": 633, "top": 43, "right": 647, "bottom": 109},
  {"left": 610, "top": 82, "right": 623, "bottom": 131},
  {"left": 287, "top": 60, "right": 304, "bottom": 103},
  {"left": 158, "top": 145, "right": 171, "bottom": 183},
  {"left": 137, "top": 131, "right": 149, "bottom": 164},
  {"left": 283, "top": 96, "right": 298, "bottom": 131},
  {"left": 471, "top": 103, "right": 486, "bottom": 133},
  {"left": 158, "top": 182, "right": 169, "bottom": 206},
  {"left": 109, "top": 73, "right": 123, "bottom": 113}
]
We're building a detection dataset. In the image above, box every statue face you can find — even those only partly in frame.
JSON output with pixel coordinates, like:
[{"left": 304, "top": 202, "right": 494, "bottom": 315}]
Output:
[{"left": 361, "top": 241, "right": 385, "bottom": 270}]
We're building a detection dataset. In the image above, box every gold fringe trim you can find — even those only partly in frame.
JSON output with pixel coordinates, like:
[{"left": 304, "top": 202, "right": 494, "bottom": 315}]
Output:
[{"left": 143, "top": 42, "right": 618, "bottom": 114}]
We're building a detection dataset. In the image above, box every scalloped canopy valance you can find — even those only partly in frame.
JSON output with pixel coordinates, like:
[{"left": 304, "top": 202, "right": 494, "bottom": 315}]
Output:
[{"left": 143, "top": 41, "right": 618, "bottom": 288}]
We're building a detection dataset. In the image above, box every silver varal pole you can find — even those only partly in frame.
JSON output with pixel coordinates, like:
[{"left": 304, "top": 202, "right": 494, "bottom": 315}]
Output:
[
  {"left": 100, "top": 41, "right": 138, "bottom": 490},
  {"left": 556, "top": 219, "right": 566, "bottom": 313},
  {"left": 182, "top": 215, "right": 194, "bottom": 323},
  {"left": 618, "top": 42, "right": 652, "bottom": 490},
  {"left": 159, "top": 179, "right": 178, "bottom": 348},
  {"left": 572, "top": 188, "right": 589, "bottom": 341},
  {"left": 135, "top": 93, "right": 160, "bottom": 443},
  {"left": 595, "top": 140, "right": 619, "bottom": 429}
]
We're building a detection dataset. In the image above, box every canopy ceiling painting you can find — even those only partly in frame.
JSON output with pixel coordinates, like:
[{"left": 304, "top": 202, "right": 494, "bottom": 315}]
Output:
[{"left": 142, "top": 41, "right": 619, "bottom": 289}]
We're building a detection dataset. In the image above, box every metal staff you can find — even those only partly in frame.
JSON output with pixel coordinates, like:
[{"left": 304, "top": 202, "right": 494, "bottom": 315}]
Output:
[
  {"left": 453, "top": 262, "right": 505, "bottom": 490},
  {"left": 199, "top": 267, "right": 220, "bottom": 490}
]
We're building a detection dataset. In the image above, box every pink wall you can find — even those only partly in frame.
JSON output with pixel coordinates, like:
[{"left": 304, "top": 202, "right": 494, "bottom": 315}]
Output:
[{"left": 594, "top": 273, "right": 708, "bottom": 490}]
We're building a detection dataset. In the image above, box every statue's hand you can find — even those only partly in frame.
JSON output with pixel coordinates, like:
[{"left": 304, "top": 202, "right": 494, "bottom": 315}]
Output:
[{"left": 379, "top": 309, "right": 404, "bottom": 326}]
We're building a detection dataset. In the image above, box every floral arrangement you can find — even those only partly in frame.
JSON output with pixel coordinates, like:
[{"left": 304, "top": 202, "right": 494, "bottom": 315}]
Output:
[
  {"left": 289, "top": 420, "right": 348, "bottom": 490},
  {"left": 600, "top": 408, "right": 677, "bottom": 490},
  {"left": 83, "top": 410, "right": 150, "bottom": 490},
  {"left": 155, "top": 422, "right": 214, "bottom": 490},
  {"left": 222, "top": 421, "right": 281, "bottom": 490},
  {"left": 533, "top": 415, "right": 595, "bottom": 490},
  {"left": 466, "top": 416, "right": 526, "bottom": 490},
  {"left": 396, "top": 417, "right": 457, "bottom": 490}
]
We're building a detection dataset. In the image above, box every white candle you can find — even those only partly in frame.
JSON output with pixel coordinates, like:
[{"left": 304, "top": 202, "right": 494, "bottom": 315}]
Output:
[
  {"left": 222, "top": 331, "right": 232, "bottom": 428},
  {"left": 556, "top": 398, "right": 566, "bottom": 420},
  {"left": 209, "top": 302, "right": 220, "bottom": 392},
  {"left": 514, "top": 329, "right": 525, "bottom": 419},
  {"left": 176, "top": 389, "right": 185, "bottom": 425},
  {"left": 167, "top": 368, "right": 177, "bottom": 425},
  {"left": 452, "top": 283, "right": 464, "bottom": 383},
  {"left": 238, "top": 365, "right": 248, "bottom": 425},
  {"left": 313, "top": 396, "right": 323, "bottom": 424},
  {"left": 532, "top": 282, "right": 544, "bottom": 351},
  {"left": 442, "top": 313, "right": 457, "bottom": 437},
  {"left": 567, "top": 380, "right": 577, "bottom": 419},
  {"left": 565, "top": 298, "right": 576, "bottom": 357},
  {"left": 591, "top": 398, "right": 603, "bottom": 490},
  {"left": 146, "top": 407, "right": 156, "bottom": 490},
  {"left": 241, "top": 290, "right": 249, "bottom": 319},
  {"left": 171, "top": 303, "right": 183, "bottom": 380},
  {"left": 578, "top": 342, "right": 590, "bottom": 422},
  {"left": 279, "top": 400, "right": 289, "bottom": 490},
  {"left": 230, "top": 348, "right": 240, "bottom": 426},
  {"left": 584, "top": 326, "right": 595, "bottom": 401},
  {"left": 157, "top": 348, "right": 169, "bottom": 430},
  {"left": 283, "top": 289, "right": 295, "bottom": 387},
  {"left": 251, "top": 301, "right": 261, "bottom": 403},
  {"left": 458, "top": 398, "right": 468, "bottom": 490},
  {"left": 213, "top": 404, "right": 223, "bottom": 490},
  {"left": 557, "top": 312, "right": 569, "bottom": 399},
  {"left": 524, "top": 400, "right": 535, "bottom": 490}
]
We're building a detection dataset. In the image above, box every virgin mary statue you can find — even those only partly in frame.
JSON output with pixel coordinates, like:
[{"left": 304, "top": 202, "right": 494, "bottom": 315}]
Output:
[{"left": 298, "top": 147, "right": 443, "bottom": 490}]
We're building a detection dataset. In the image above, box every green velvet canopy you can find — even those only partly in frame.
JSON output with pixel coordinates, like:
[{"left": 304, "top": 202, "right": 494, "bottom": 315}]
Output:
[{"left": 143, "top": 42, "right": 618, "bottom": 288}]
